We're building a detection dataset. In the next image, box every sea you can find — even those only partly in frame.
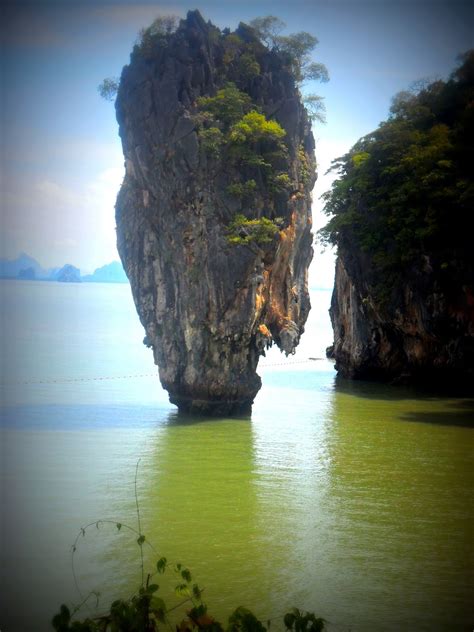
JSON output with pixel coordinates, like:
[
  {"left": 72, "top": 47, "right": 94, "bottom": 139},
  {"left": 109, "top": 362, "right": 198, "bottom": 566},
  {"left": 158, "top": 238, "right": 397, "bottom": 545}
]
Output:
[{"left": 1, "top": 279, "right": 473, "bottom": 631}]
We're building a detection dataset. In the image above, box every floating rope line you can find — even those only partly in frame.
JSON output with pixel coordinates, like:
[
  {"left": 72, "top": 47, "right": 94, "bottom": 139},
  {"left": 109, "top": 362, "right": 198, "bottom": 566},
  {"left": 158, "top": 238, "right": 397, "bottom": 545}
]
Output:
[{"left": 1, "top": 358, "right": 326, "bottom": 387}]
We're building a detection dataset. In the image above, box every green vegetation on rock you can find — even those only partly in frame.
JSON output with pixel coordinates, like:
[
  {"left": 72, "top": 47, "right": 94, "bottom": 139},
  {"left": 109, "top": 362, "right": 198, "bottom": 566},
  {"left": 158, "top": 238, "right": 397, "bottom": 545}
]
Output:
[
  {"left": 135, "top": 15, "right": 179, "bottom": 57},
  {"left": 320, "top": 50, "right": 474, "bottom": 297},
  {"left": 98, "top": 77, "right": 119, "bottom": 102},
  {"left": 197, "top": 83, "right": 252, "bottom": 128},
  {"left": 226, "top": 214, "right": 281, "bottom": 246},
  {"left": 99, "top": 13, "right": 325, "bottom": 240},
  {"left": 226, "top": 180, "right": 257, "bottom": 198},
  {"left": 195, "top": 83, "right": 287, "bottom": 171},
  {"left": 249, "top": 15, "right": 328, "bottom": 122},
  {"left": 193, "top": 81, "right": 290, "bottom": 225},
  {"left": 229, "top": 111, "right": 286, "bottom": 144},
  {"left": 249, "top": 16, "right": 329, "bottom": 84}
]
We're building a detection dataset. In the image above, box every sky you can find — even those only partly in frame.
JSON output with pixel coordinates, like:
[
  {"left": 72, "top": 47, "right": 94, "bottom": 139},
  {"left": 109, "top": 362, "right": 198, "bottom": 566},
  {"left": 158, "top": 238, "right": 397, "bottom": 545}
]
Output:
[{"left": 2, "top": 0, "right": 473, "bottom": 284}]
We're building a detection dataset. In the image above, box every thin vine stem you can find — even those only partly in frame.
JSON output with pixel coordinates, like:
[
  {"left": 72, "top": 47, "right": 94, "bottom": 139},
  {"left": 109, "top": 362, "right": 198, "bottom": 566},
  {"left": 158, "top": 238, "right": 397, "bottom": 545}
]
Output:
[
  {"left": 135, "top": 458, "right": 145, "bottom": 587},
  {"left": 71, "top": 519, "right": 158, "bottom": 599}
]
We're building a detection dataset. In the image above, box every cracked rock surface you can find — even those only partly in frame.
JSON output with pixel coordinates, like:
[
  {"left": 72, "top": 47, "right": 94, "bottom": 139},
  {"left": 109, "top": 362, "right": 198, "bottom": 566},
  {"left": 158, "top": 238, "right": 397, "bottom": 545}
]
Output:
[
  {"left": 329, "top": 249, "right": 474, "bottom": 392},
  {"left": 115, "top": 11, "right": 316, "bottom": 414}
]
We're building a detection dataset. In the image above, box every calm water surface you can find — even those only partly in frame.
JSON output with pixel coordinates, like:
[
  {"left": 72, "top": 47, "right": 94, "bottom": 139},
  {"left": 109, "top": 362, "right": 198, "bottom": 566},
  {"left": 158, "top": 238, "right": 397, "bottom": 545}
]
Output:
[{"left": 1, "top": 280, "right": 473, "bottom": 631}]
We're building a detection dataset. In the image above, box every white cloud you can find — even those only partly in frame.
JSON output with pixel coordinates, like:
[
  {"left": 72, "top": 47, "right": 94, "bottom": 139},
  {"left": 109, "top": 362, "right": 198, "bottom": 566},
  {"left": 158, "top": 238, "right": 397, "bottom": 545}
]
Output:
[{"left": 2, "top": 166, "right": 124, "bottom": 271}]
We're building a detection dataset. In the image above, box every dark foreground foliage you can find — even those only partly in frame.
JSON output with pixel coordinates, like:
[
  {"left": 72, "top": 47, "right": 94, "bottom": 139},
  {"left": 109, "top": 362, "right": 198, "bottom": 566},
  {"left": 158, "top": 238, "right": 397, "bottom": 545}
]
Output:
[
  {"left": 53, "top": 463, "right": 325, "bottom": 632},
  {"left": 52, "top": 548, "right": 325, "bottom": 632},
  {"left": 53, "top": 596, "right": 325, "bottom": 632}
]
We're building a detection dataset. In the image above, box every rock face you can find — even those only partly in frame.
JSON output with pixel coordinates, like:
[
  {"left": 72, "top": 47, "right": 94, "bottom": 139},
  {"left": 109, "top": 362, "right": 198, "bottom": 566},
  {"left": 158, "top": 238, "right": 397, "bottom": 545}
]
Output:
[
  {"left": 325, "top": 51, "right": 474, "bottom": 394},
  {"left": 115, "top": 11, "right": 316, "bottom": 414},
  {"left": 329, "top": 252, "right": 474, "bottom": 392}
]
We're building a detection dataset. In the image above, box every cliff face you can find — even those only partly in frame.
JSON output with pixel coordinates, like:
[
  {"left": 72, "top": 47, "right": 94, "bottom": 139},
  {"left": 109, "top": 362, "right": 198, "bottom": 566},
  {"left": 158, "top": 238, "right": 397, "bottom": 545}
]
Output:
[
  {"left": 115, "top": 11, "right": 315, "bottom": 414},
  {"left": 329, "top": 248, "right": 474, "bottom": 391},
  {"left": 324, "top": 52, "right": 474, "bottom": 393}
]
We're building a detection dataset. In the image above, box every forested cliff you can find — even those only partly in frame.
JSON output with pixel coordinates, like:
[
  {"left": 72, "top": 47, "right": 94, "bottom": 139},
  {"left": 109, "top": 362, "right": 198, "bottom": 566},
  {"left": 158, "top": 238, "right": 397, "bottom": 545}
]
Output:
[{"left": 322, "top": 51, "right": 474, "bottom": 391}]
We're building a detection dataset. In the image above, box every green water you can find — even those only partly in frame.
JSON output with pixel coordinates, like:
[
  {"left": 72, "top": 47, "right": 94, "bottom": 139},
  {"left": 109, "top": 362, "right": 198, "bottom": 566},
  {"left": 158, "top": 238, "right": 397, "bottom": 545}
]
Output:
[{"left": 1, "top": 281, "right": 473, "bottom": 631}]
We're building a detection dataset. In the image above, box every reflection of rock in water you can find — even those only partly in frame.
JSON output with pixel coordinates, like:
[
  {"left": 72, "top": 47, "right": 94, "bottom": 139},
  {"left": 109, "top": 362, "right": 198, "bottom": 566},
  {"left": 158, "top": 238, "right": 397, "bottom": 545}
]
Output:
[
  {"left": 115, "top": 11, "right": 315, "bottom": 414},
  {"left": 138, "top": 415, "right": 273, "bottom": 620}
]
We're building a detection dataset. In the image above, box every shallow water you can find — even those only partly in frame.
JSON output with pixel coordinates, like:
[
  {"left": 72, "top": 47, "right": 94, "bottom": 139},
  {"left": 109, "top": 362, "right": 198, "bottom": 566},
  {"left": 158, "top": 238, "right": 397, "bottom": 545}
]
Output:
[{"left": 1, "top": 280, "right": 473, "bottom": 631}]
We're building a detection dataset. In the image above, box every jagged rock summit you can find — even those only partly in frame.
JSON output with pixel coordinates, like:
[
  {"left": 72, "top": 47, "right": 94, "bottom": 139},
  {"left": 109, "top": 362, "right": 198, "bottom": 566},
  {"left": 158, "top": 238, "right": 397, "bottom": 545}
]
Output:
[{"left": 115, "top": 10, "right": 316, "bottom": 414}]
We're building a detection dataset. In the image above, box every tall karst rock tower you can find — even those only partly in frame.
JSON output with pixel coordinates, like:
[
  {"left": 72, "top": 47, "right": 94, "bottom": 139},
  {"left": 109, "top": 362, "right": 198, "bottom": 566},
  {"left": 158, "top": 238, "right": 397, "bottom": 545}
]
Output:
[{"left": 115, "top": 11, "right": 316, "bottom": 414}]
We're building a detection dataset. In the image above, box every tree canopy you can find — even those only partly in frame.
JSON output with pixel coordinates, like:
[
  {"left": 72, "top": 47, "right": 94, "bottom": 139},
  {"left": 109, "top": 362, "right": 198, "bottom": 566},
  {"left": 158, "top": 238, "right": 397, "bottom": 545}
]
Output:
[
  {"left": 249, "top": 15, "right": 329, "bottom": 122},
  {"left": 320, "top": 50, "right": 474, "bottom": 297},
  {"left": 249, "top": 16, "right": 329, "bottom": 84},
  {"left": 98, "top": 13, "right": 328, "bottom": 125},
  {"left": 98, "top": 77, "right": 119, "bottom": 102}
]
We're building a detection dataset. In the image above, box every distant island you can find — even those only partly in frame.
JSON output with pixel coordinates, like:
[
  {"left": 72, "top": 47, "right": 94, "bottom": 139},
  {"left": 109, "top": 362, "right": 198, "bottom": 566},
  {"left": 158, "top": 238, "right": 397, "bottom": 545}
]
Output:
[
  {"left": 0, "top": 253, "right": 129, "bottom": 284},
  {"left": 81, "top": 261, "right": 128, "bottom": 283}
]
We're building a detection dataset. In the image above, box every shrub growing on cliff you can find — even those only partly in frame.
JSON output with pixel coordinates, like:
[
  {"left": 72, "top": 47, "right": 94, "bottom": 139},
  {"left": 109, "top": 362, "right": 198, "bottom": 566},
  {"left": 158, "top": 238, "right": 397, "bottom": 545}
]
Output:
[
  {"left": 195, "top": 83, "right": 289, "bottom": 189},
  {"left": 226, "top": 214, "right": 281, "bottom": 246},
  {"left": 302, "top": 94, "right": 326, "bottom": 124},
  {"left": 98, "top": 77, "right": 119, "bottom": 101},
  {"left": 248, "top": 17, "right": 329, "bottom": 85},
  {"left": 229, "top": 111, "right": 286, "bottom": 144},
  {"left": 237, "top": 52, "right": 261, "bottom": 80},
  {"left": 136, "top": 15, "right": 179, "bottom": 56},
  {"left": 248, "top": 16, "right": 286, "bottom": 48},
  {"left": 227, "top": 180, "right": 257, "bottom": 198},
  {"left": 197, "top": 83, "right": 252, "bottom": 128},
  {"left": 228, "top": 111, "right": 287, "bottom": 170},
  {"left": 269, "top": 173, "right": 293, "bottom": 193},
  {"left": 249, "top": 15, "right": 329, "bottom": 117},
  {"left": 198, "top": 126, "right": 225, "bottom": 158}
]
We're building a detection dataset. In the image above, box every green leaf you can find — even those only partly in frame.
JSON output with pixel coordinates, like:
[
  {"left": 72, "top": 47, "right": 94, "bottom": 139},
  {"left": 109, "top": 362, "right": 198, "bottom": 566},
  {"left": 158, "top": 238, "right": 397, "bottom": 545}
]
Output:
[
  {"left": 148, "top": 583, "right": 159, "bottom": 593},
  {"left": 284, "top": 613, "right": 296, "bottom": 630},
  {"left": 151, "top": 595, "right": 167, "bottom": 622},
  {"left": 181, "top": 568, "right": 192, "bottom": 583},
  {"left": 175, "top": 583, "right": 189, "bottom": 597},
  {"left": 52, "top": 604, "right": 71, "bottom": 630},
  {"left": 156, "top": 557, "right": 167, "bottom": 573}
]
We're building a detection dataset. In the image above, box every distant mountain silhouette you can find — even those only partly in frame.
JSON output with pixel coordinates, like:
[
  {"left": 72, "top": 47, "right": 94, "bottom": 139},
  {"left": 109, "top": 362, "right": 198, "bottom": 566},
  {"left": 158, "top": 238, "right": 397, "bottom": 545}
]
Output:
[
  {"left": 0, "top": 253, "right": 49, "bottom": 278},
  {"left": 82, "top": 261, "right": 128, "bottom": 283},
  {"left": 56, "top": 264, "right": 81, "bottom": 283},
  {"left": 0, "top": 254, "right": 128, "bottom": 283},
  {"left": 18, "top": 267, "right": 36, "bottom": 280}
]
